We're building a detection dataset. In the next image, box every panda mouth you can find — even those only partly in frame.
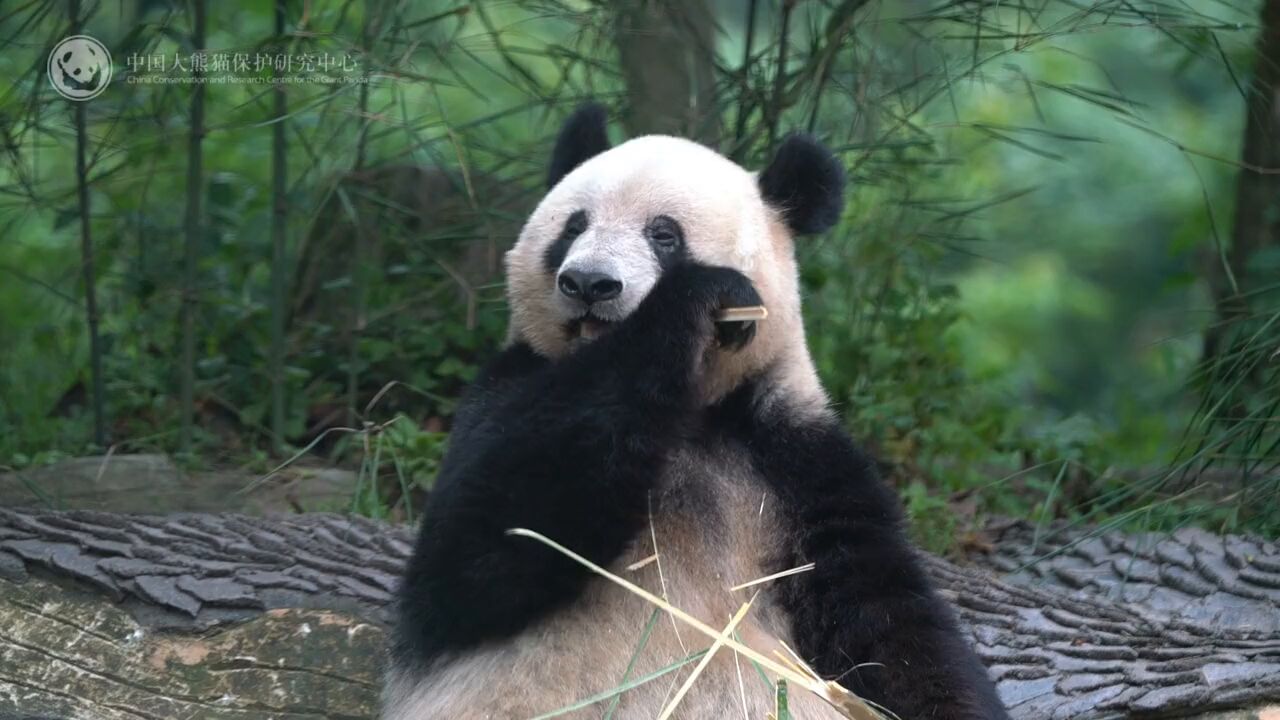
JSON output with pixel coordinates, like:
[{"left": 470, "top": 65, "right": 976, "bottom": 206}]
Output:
[{"left": 567, "top": 315, "right": 614, "bottom": 342}]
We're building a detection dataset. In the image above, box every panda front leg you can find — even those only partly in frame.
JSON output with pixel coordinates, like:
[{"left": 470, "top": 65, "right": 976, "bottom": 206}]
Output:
[
  {"left": 748, "top": 415, "right": 1010, "bottom": 720},
  {"left": 393, "top": 262, "right": 761, "bottom": 665}
]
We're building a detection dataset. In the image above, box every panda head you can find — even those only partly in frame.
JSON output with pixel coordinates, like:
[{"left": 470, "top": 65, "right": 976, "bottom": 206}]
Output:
[{"left": 505, "top": 104, "right": 845, "bottom": 405}]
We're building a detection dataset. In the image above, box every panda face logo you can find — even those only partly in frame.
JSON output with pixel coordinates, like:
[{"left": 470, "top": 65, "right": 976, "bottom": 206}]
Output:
[{"left": 48, "top": 36, "right": 112, "bottom": 101}]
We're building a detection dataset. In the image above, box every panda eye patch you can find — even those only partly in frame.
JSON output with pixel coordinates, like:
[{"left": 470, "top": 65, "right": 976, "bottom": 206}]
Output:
[
  {"left": 564, "top": 210, "right": 589, "bottom": 238},
  {"left": 646, "top": 215, "right": 684, "bottom": 250},
  {"left": 543, "top": 210, "right": 590, "bottom": 273}
]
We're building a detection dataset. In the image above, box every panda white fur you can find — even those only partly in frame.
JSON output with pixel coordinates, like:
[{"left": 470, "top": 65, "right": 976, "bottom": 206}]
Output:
[{"left": 385, "top": 105, "right": 1009, "bottom": 720}]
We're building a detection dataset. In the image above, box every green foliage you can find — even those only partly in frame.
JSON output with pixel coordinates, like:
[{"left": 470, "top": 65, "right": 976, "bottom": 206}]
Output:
[
  {"left": 0, "top": 0, "right": 1276, "bottom": 544},
  {"left": 349, "top": 414, "right": 449, "bottom": 522},
  {"left": 1179, "top": 301, "right": 1280, "bottom": 536},
  {"left": 383, "top": 415, "right": 449, "bottom": 493}
]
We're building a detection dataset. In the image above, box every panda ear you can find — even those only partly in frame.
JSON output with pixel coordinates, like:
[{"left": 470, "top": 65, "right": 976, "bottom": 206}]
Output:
[
  {"left": 758, "top": 134, "right": 846, "bottom": 235},
  {"left": 547, "top": 103, "right": 611, "bottom": 189}
]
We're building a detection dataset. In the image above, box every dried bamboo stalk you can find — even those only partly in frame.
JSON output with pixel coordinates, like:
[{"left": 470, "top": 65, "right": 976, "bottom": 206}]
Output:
[{"left": 715, "top": 306, "right": 769, "bottom": 323}]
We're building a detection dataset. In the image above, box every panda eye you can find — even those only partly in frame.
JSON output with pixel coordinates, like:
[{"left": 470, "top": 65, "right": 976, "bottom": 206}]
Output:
[
  {"left": 563, "top": 210, "right": 589, "bottom": 239},
  {"left": 646, "top": 215, "right": 684, "bottom": 251}
]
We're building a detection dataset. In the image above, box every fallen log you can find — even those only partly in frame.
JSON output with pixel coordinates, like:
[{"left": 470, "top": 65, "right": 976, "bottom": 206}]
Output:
[{"left": 0, "top": 508, "right": 1276, "bottom": 719}]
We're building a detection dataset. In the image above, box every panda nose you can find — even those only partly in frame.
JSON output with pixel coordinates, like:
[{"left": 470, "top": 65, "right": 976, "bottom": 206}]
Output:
[{"left": 558, "top": 270, "right": 623, "bottom": 304}]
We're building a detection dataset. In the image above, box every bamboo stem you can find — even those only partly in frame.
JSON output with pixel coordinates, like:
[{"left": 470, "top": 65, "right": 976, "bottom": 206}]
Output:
[
  {"left": 179, "top": 0, "right": 206, "bottom": 453},
  {"left": 715, "top": 306, "right": 768, "bottom": 323},
  {"left": 269, "top": 0, "right": 289, "bottom": 453},
  {"left": 70, "top": 0, "right": 105, "bottom": 448}
]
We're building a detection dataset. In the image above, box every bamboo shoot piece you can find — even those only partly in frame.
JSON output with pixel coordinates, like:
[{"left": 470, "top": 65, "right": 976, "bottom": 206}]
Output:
[{"left": 716, "top": 306, "right": 768, "bottom": 323}]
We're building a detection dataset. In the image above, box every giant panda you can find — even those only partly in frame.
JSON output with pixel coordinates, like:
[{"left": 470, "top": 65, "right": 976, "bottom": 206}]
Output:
[{"left": 384, "top": 104, "right": 1009, "bottom": 720}]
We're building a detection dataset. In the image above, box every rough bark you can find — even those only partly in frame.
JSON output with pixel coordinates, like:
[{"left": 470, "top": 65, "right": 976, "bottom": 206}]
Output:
[
  {"left": 0, "top": 455, "right": 359, "bottom": 515},
  {"left": 0, "top": 509, "right": 1276, "bottom": 719},
  {"left": 614, "top": 0, "right": 721, "bottom": 146},
  {"left": 954, "top": 519, "right": 1280, "bottom": 718}
]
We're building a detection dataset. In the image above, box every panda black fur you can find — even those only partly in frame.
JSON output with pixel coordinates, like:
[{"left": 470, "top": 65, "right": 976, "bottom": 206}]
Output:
[{"left": 385, "top": 105, "right": 1009, "bottom": 720}]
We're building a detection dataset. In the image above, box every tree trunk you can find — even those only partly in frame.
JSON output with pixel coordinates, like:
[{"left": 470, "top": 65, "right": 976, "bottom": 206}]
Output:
[
  {"left": 0, "top": 509, "right": 1277, "bottom": 719},
  {"left": 1203, "top": 0, "right": 1280, "bottom": 362},
  {"left": 614, "top": 0, "right": 721, "bottom": 146}
]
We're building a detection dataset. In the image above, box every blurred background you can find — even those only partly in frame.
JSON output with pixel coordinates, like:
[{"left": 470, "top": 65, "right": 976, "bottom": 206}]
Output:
[{"left": 0, "top": 0, "right": 1276, "bottom": 552}]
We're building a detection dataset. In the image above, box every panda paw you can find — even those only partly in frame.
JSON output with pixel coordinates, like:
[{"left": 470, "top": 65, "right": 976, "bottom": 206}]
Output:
[
  {"left": 659, "top": 264, "right": 762, "bottom": 353},
  {"left": 716, "top": 317, "right": 757, "bottom": 352}
]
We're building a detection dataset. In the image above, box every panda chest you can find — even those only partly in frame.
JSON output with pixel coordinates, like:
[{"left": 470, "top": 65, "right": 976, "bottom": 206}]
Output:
[
  {"left": 527, "top": 441, "right": 780, "bottom": 616},
  {"left": 399, "top": 446, "right": 847, "bottom": 719},
  {"left": 618, "top": 442, "right": 787, "bottom": 614},
  {"left": 496, "top": 446, "right": 798, "bottom": 713}
]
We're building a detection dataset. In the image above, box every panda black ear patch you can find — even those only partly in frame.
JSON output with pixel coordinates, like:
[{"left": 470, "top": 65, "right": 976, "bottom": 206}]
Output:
[
  {"left": 547, "top": 103, "right": 611, "bottom": 189},
  {"left": 758, "top": 134, "right": 846, "bottom": 235}
]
